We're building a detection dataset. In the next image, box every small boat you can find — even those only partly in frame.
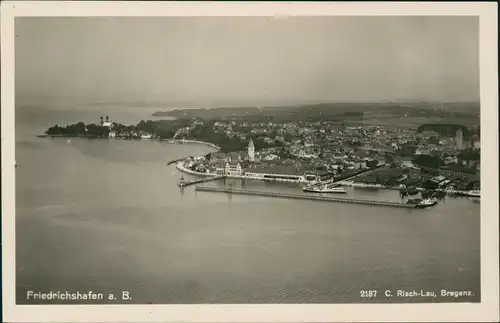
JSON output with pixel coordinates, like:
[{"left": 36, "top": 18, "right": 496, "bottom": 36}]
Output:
[
  {"left": 421, "top": 189, "right": 437, "bottom": 199},
  {"left": 178, "top": 174, "right": 187, "bottom": 187},
  {"left": 467, "top": 190, "right": 480, "bottom": 198},
  {"left": 416, "top": 198, "right": 438, "bottom": 208},
  {"left": 406, "top": 198, "right": 422, "bottom": 205},
  {"left": 400, "top": 187, "right": 419, "bottom": 196},
  {"left": 303, "top": 184, "right": 346, "bottom": 194}
]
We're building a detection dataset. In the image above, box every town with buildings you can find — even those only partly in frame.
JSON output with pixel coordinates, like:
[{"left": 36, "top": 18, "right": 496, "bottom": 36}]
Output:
[
  {"left": 173, "top": 116, "right": 481, "bottom": 196},
  {"left": 42, "top": 109, "right": 481, "bottom": 199}
]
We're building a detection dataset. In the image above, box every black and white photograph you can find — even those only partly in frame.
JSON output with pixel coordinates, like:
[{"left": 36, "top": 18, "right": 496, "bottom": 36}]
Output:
[{"left": 2, "top": 2, "right": 498, "bottom": 322}]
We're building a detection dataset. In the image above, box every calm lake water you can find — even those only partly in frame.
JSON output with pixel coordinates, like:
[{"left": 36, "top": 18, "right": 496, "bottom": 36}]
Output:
[{"left": 15, "top": 105, "right": 480, "bottom": 304}]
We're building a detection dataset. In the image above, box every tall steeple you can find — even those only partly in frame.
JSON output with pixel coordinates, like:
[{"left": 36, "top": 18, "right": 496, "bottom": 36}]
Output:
[
  {"left": 248, "top": 138, "right": 255, "bottom": 162},
  {"left": 456, "top": 128, "right": 464, "bottom": 151}
]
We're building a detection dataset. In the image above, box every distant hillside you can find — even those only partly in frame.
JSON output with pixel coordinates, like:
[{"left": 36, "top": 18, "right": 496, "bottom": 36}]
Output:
[
  {"left": 152, "top": 101, "right": 480, "bottom": 125},
  {"left": 153, "top": 106, "right": 262, "bottom": 119},
  {"left": 417, "top": 124, "right": 473, "bottom": 137}
]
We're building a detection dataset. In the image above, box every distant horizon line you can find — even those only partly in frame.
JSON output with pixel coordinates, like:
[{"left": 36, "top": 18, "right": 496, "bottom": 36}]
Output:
[{"left": 16, "top": 97, "right": 481, "bottom": 107}]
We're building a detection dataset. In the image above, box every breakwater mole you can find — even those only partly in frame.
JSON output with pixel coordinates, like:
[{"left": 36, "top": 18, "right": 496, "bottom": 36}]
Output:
[
  {"left": 179, "top": 176, "right": 227, "bottom": 187},
  {"left": 195, "top": 186, "right": 418, "bottom": 209}
]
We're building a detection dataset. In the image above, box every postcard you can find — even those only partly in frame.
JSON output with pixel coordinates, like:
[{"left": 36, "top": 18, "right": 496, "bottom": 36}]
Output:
[{"left": 1, "top": 1, "right": 498, "bottom": 322}]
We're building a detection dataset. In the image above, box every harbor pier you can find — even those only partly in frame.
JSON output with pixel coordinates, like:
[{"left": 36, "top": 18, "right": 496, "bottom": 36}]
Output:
[
  {"left": 179, "top": 176, "right": 227, "bottom": 187},
  {"left": 195, "top": 186, "right": 417, "bottom": 209}
]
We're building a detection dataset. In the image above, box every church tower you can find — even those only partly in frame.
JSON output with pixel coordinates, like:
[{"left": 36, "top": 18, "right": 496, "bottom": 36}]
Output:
[
  {"left": 248, "top": 138, "right": 255, "bottom": 162},
  {"left": 456, "top": 128, "right": 464, "bottom": 150}
]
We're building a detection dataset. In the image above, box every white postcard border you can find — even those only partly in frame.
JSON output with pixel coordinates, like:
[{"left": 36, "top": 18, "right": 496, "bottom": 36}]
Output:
[{"left": 1, "top": 1, "right": 498, "bottom": 322}]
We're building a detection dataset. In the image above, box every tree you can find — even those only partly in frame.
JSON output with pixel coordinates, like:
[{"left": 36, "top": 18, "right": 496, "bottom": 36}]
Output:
[
  {"left": 366, "top": 159, "right": 378, "bottom": 168},
  {"left": 458, "top": 149, "right": 480, "bottom": 161},
  {"left": 45, "top": 125, "right": 63, "bottom": 135},
  {"left": 86, "top": 124, "right": 110, "bottom": 137},
  {"left": 422, "top": 180, "right": 438, "bottom": 190},
  {"left": 413, "top": 155, "right": 443, "bottom": 169},
  {"left": 67, "top": 122, "right": 86, "bottom": 134},
  {"left": 428, "top": 136, "right": 440, "bottom": 144},
  {"left": 137, "top": 120, "right": 146, "bottom": 131}
]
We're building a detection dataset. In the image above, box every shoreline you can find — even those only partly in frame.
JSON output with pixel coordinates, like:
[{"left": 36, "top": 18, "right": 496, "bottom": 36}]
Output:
[
  {"left": 175, "top": 162, "right": 480, "bottom": 197},
  {"left": 323, "top": 180, "right": 479, "bottom": 197},
  {"left": 39, "top": 134, "right": 479, "bottom": 198},
  {"left": 37, "top": 134, "right": 221, "bottom": 150},
  {"left": 164, "top": 139, "right": 221, "bottom": 150},
  {"left": 338, "top": 181, "right": 404, "bottom": 190},
  {"left": 175, "top": 162, "right": 309, "bottom": 184},
  {"left": 175, "top": 160, "right": 385, "bottom": 185}
]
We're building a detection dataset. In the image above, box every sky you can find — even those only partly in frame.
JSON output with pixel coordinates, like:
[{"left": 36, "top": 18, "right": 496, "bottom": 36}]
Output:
[{"left": 15, "top": 16, "right": 479, "bottom": 105}]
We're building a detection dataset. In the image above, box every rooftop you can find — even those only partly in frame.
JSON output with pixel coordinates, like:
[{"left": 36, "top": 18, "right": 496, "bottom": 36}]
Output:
[
  {"left": 430, "top": 175, "right": 447, "bottom": 183},
  {"left": 246, "top": 165, "right": 304, "bottom": 176}
]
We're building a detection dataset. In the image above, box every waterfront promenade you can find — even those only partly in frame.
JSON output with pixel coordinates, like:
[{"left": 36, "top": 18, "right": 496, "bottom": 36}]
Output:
[
  {"left": 338, "top": 180, "right": 479, "bottom": 197},
  {"left": 175, "top": 162, "right": 479, "bottom": 198},
  {"left": 175, "top": 162, "right": 308, "bottom": 183},
  {"left": 176, "top": 162, "right": 218, "bottom": 177},
  {"left": 195, "top": 186, "right": 417, "bottom": 209}
]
